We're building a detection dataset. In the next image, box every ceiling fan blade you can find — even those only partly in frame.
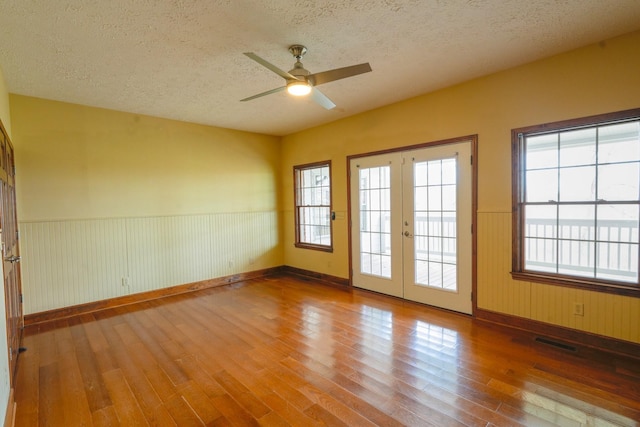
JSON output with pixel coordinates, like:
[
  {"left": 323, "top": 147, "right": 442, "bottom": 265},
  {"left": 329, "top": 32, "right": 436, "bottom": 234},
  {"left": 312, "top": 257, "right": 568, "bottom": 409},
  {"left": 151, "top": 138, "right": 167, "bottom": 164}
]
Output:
[
  {"left": 309, "top": 63, "right": 372, "bottom": 86},
  {"left": 240, "top": 86, "right": 286, "bottom": 102},
  {"left": 244, "top": 52, "right": 298, "bottom": 81},
  {"left": 310, "top": 88, "right": 336, "bottom": 110}
]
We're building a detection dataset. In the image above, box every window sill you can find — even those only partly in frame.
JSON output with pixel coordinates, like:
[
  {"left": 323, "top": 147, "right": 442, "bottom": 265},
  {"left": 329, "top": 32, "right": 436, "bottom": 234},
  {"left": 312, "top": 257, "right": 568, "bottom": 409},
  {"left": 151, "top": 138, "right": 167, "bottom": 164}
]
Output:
[
  {"left": 294, "top": 242, "right": 333, "bottom": 253},
  {"left": 510, "top": 271, "right": 639, "bottom": 298}
]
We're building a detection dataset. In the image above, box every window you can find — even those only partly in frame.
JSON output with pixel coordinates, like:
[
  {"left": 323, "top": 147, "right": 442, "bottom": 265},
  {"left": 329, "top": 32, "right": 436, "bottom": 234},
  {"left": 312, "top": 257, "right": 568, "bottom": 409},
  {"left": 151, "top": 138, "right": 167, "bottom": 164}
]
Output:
[
  {"left": 294, "top": 161, "right": 333, "bottom": 251},
  {"left": 512, "top": 109, "right": 640, "bottom": 296}
]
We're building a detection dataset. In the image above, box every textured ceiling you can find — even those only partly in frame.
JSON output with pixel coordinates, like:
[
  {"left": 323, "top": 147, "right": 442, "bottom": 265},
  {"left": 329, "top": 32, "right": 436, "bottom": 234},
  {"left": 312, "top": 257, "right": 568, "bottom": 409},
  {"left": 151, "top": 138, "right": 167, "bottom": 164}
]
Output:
[{"left": 1, "top": 1, "right": 640, "bottom": 136}]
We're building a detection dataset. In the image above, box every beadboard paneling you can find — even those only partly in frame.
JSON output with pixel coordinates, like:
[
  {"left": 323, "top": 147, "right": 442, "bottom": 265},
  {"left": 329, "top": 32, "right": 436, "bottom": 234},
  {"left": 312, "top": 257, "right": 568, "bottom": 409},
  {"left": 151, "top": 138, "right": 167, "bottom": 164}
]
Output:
[
  {"left": 19, "top": 211, "right": 279, "bottom": 314},
  {"left": 478, "top": 211, "right": 640, "bottom": 344},
  {"left": 477, "top": 211, "right": 531, "bottom": 318},
  {"left": 19, "top": 219, "right": 128, "bottom": 314}
]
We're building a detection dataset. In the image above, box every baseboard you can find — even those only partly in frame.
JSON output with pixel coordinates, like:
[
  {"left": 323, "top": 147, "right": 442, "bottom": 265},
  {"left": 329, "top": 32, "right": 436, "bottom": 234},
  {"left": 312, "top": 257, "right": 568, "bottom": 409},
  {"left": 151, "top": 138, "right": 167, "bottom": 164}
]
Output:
[
  {"left": 3, "top": 388, "right": 14, "bottom": 427},
  {"left": 280, "top": 265, "right": 350, "bottom": 288},
  {"left": 24, "top": 266, "right": 283, "bottom": 326},
  {"left": 475, "top": 308, "right": 640, "bottom": 361}
]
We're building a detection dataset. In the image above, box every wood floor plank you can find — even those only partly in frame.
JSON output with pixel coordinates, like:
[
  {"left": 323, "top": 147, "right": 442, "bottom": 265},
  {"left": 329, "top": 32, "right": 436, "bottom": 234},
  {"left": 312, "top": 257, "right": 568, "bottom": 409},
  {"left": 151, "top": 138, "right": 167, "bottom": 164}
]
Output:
[
  {"left": 102, "top": 368, "right": 149, "bottom": 426},
  {"left": 91, "top": 406, "right": 119, "bottom": 427},
  {"left": 14, "top": 274, "right": 640, "bottom": 426},
  {"left": 14, "top": 334, "right": 39, "bottom": 427},
  {"left": 177, "top": 380, "right": 225, "bottom": 425},
  {"left": 68, "top": 320, "right": 114, "bottom": 413},
  {"left": 57, "top": 334, "right": 94, "bottom": 425},
  {"left": 37, "top": 363, "right": 64, "bottom": 427}
]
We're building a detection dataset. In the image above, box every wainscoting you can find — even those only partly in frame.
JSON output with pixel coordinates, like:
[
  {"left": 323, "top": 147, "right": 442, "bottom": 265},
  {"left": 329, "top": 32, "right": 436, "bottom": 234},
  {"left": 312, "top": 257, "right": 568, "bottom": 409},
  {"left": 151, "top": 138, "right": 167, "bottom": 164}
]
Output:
[
  {"left": 477, "top": 211, "right": 640, "bottom": 344},
  {"left": 19, "top": 211, "right": 280, "bottom": 314}
]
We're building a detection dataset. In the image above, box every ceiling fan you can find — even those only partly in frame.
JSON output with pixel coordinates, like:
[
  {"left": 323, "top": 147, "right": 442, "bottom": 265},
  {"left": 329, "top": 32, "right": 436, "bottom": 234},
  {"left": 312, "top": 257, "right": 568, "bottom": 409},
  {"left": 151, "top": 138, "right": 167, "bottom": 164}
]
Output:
[{"left": 240, "top": 45, "right": 372, "bottom": 110}]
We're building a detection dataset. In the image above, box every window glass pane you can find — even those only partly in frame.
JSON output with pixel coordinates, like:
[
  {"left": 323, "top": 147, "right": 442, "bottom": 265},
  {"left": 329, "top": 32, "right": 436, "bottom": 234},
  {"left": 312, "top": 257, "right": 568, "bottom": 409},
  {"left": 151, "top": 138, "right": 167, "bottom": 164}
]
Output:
[
  {"left": 526, "top": 133, "right": 558, "bottom": 169},
  {"left": 599, "top": 122, "right": 640, "bottom": 163},
  {"left": 526, "top": 169, "right": 558, "bottom": 202},
  {"left": 559, "top": 128, "right": 596, "bottom": 167},
  {"left": 559, "top": 205, "right": 595, "bottom": 240},
  {"left": 302, "top": 188, "right": 311, "bottom": 205},
  {"left": 299, "top": 207, "right": 309, "bottom": 225},
  {"left": 525, "top": 205, "right": 557, "bottom": 239},
  {"left": 558, "top": 239, "right": 595, "bottom": 278},
  {"left": 598, "top": 163, "right": 639, "bottom": 201},
  {"left": 597, "top": 204, "right": 639, "bottom": 243},
  {"left": 525, "top": 237, "right": 557, "bottom": 272},
  {"left": 596, "top": 242, "right": 638, "bottom": 283},
  {"left": 559, "top": 166, "right": 595, "bottom": 202},
  {"left": 302, "top": 169, "right": 312, "bottom": 186},
  {"left": 524, "top": 205, "right": 558, "bottom": 273}
]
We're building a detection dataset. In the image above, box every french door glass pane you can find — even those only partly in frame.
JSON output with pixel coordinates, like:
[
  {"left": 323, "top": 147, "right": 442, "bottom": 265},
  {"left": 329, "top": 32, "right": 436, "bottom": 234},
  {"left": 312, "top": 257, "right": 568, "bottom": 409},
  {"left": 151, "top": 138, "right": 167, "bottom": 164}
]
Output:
[
  {"left": 414, "top": 158, "right": 457, "bottom": 290},
  {"left": 359, "top": 166, "right": 391, "bottom": 278}
]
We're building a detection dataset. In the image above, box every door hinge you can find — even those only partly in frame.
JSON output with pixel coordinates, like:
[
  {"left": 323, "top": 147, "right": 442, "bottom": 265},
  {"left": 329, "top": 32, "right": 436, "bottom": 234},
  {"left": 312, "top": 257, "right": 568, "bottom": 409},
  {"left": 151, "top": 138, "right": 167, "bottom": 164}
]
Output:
[
  {"left": 470, "top": 155, "right": 473, "bottom": 165},
  {"left": 470, "top": 292, "right": 473, "bottom": 301},
  {"left": 20, "top": 294, "right": 23, "bottom": 303}
]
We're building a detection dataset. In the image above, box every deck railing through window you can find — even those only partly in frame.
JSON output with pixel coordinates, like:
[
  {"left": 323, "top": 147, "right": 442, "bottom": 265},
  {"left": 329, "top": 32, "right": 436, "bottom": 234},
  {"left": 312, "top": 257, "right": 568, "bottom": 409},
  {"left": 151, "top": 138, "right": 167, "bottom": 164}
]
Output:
[{"left": 524, "top": 218, "right": 639, "bottom": 281}]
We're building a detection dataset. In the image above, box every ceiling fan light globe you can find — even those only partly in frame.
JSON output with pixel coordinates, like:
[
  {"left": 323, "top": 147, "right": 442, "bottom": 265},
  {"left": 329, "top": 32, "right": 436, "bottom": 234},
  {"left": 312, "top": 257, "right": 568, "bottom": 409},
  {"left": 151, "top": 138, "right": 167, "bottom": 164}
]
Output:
[{"left": 287, "top": 81, "right": 312, "bottom": 96}]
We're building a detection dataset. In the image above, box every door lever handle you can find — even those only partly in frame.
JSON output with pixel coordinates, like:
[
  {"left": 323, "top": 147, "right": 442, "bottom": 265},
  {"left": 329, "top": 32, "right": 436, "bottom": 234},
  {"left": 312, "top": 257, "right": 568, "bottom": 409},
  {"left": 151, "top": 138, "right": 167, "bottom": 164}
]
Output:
[{"left": 4, "top": 256, "right": 20, "bottom": 263}]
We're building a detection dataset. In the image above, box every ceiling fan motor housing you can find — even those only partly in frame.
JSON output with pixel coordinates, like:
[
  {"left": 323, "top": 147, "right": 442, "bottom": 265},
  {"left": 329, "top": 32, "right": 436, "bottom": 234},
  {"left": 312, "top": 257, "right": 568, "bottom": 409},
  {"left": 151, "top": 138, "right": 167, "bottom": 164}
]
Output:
[{"left": 288, "top": 44, "right": 307, "bottom": 59}]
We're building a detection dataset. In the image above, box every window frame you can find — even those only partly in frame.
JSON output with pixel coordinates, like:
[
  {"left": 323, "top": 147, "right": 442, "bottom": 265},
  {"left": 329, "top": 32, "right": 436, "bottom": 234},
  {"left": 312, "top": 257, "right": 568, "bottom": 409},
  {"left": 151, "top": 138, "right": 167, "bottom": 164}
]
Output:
[
  {"left": 511, "top": 108, "right": 640, "bottom": 297},
  {"left": 293, "top": 160, "right": 333, "bottom": 252}
]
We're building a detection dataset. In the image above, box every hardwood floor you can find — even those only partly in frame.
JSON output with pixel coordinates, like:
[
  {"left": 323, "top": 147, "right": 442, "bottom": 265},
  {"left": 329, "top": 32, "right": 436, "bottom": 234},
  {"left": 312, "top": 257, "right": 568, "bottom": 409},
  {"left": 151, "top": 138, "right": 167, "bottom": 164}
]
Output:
[{"left": 14, "top": 274, "right": 640, "bottom": 426}]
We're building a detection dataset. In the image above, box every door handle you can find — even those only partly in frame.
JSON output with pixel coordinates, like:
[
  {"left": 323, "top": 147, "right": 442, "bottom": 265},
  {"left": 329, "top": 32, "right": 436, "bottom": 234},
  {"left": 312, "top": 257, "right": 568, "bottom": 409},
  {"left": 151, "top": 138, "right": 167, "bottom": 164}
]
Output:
[
  {"left": 404, "top": 231, "right": 413, "bottom": 237},
  {"left": 4, "top": 256, "right": 20, "bottom": 263}
]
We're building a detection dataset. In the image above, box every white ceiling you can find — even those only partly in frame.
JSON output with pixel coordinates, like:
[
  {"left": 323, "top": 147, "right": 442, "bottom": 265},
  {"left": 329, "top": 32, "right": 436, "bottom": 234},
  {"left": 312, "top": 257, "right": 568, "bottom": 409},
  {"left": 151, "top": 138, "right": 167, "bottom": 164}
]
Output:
[{"left": 1, "top": 1, "right": 639, "bottom": 136}]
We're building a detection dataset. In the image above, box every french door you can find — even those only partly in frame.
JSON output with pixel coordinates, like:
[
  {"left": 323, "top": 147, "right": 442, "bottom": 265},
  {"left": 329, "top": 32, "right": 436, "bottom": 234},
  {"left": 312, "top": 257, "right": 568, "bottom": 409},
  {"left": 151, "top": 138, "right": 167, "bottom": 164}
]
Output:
[
  {"left": 0, "top": 122, "right": 23, "bottom": 384},
  {"left": 350, "top": 139, "right": 474, "bottom": 314}
]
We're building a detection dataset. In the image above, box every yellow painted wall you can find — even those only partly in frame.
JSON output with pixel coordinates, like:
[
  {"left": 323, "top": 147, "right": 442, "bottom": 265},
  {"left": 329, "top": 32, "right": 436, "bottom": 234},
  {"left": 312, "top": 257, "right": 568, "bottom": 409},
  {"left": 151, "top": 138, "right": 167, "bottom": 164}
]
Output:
[
  {"left": 281, "top": 30, "right": 640, "bottom": 343},
  {"left": 11, "top": 96, "right": 281, "bottom": 221},
  {"left": 11, "top": 96, "right": 284, "bottom": 313}
]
